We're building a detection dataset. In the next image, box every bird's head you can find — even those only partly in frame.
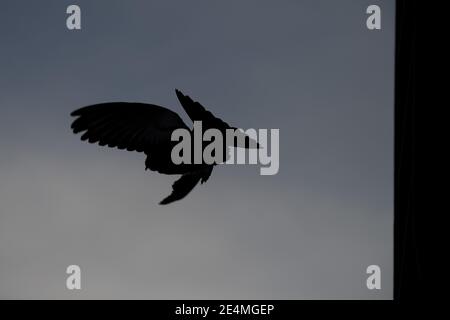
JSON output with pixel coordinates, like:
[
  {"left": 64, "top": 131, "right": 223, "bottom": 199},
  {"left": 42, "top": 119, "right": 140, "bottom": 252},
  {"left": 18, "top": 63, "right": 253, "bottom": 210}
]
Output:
[{"left": 230, "top": 127, "right": 262, "bottom": 149}]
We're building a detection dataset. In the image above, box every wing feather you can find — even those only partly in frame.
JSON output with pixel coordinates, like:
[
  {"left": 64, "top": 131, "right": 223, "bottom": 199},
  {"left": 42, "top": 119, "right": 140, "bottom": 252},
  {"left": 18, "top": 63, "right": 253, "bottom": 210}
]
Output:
[
  {"left": 175, "top": 89, "right": 231, "bottom": 130},
  {"left": 159, "top": 172, "right": 202, "bottom": 205},
  {"left": 70, "top": 102, "right": 188, "bottom": 153}
]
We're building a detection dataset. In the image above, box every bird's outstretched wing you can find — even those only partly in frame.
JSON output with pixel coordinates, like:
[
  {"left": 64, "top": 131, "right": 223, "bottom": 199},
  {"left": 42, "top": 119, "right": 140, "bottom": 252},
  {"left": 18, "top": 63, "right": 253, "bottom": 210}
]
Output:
[
  {"left": 175, "top": 89, "right": 231, "bottom": 130},
  {"left": 175, "top": 89, "right": 260, "bottom": 149},
  {"left": 70, "top": 102, "right": 188, "bottom": 152}
]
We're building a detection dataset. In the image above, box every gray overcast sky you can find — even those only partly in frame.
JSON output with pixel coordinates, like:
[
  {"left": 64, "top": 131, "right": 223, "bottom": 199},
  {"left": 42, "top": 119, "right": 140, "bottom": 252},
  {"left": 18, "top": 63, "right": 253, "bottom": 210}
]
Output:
[{"left": 0, "top": 0, "right": 394, "bottom": 299}]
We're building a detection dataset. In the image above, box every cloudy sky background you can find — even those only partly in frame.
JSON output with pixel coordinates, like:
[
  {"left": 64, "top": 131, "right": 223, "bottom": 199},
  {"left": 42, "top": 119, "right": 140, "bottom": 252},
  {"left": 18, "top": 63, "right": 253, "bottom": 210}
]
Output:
[{"left": 0, "top": 0, "right": 394, "bottom": 299}]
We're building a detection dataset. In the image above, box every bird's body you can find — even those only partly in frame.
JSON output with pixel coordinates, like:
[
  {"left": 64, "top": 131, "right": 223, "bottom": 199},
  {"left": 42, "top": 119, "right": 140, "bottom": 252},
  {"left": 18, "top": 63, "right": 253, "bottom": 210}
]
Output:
[{"left": 70, "top": 89, "right": 255, "bottom": 205}]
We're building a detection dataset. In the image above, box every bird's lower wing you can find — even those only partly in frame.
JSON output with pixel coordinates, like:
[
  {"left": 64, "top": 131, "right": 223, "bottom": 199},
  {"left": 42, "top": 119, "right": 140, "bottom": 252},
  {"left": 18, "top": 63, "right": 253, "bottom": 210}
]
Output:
[{"left": 159, "top": 168, "right": 212, "bottom": 205}]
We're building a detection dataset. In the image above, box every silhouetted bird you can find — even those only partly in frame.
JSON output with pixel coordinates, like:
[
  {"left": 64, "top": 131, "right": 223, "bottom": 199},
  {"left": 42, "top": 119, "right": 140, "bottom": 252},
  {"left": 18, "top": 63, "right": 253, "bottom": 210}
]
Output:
[{"left": 70, "top": 89, "right": 257, "bottom": 205}]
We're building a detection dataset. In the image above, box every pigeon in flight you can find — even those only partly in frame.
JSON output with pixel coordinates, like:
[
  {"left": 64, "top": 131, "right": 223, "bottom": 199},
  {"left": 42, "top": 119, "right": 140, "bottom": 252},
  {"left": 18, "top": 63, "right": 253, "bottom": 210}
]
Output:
[{"left": 70, "top": 89, "right": 257, "bottom": 205}]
